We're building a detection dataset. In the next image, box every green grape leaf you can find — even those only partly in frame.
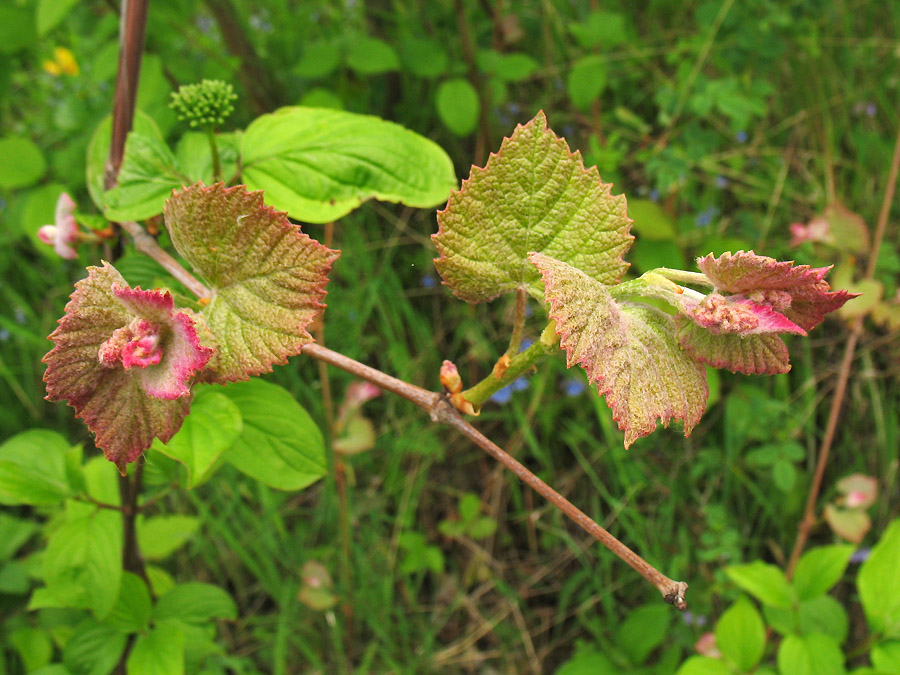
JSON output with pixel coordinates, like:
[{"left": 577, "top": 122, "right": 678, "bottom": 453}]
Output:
[
  {"left": 531, "top": 253, "right": 707, "bottom": 447},
  {"left": 241, "top": 106, "right": 457, "bottom": 223},
  {"left": 675, "top": 320, "right": 792, "bottom": 374},
  {"left": 434, "top": 111, "right": 632, "bottom": 303},
  {"left": 103, "top": 132, "right": 187, "bottom": 221},
  {"left": 164, "top": 183, "right": 339, "bottom": 382}
]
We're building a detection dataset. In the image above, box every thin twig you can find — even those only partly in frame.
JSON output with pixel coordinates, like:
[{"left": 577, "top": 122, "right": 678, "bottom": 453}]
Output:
[
  {"left": 786, "top": 118, "right": 900, "bottom": 577},
  {"left": 301, "top": 342, "right": 689, "bottom": 608}
]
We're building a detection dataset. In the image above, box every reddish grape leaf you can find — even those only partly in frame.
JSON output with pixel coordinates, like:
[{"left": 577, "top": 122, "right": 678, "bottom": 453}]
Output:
[
  {"left": 164, "top": 183, "right": 340, "bottom": 382},
  {"left": 697, "top": 250, "right": 856, "bottom": 332},
  {"left": 433, "top": 111, "right": 633, "bottom": 303},
  {"left": 674, "top": 320, "right": 791, "bottom": 375},
  {"left": 531, "top": 253, "right": 707, "bottom": 447},
  {"left": 43, "top": 263, "right": 212, "bottom": 472}
]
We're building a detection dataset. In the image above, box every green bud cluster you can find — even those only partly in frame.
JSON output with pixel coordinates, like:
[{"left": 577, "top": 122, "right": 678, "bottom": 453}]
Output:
[{"left": 170, "top": 79, "right": 238, "bottom": 128}]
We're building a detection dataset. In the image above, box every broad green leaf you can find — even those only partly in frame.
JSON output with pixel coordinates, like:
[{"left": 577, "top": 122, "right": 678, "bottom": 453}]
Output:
[
  {"left": 127, "top": 620, "right": 185, "bottom": 675},
  {"left": 570, "top": 10, "right": 629, "bottom": 49},
  {"left": 0, "top": 6, "right": 36, "bottom": 53},
  {"left": 295, "top": 40, "right": 341, "bottom": 78},
  {"left": 220, "top": 379, "right": 326, "bottom": 490},
  {"left": 725, "top": 560, "right": 795, "bottom": 609},
  {"left": 556, "top": 640, "right": 618, "bottom": 675},
  {"left": 627, "top": 199, "right": 676, "bottom": 240},
  {"left": 241, "top": 106, "right": 457, "bottom": 222},
  {"left": 531, "top": 253, "right": 707, "bottom": 447},
  {"left": 617, "top": 604, "right": 671, "bottom": 665},
  {"left": 436, "top": 78, "right": 480, "bottom": 136},
  {"left": 0, "top": 513, "right": 37, "bottom": 560},
  {"left": 164, "top": 183, "right": 339, "bottom": 382},
  {"left": 154, "top": 582, "right": 237, "bottom": 624},
  {"left": 42, "top": 508, "right": 122, "bottom": 618},
  {"left": 137, "top": 515, "right": 199, "bottom": 561},
  {"left": 872, "top": 642, "right": 900, "bottom": 673},
  {"left": 37, "top": 0, "right": 80, "bottom": 35},
  {"left": 103, "top": 132, "right": 186, "bottom": 221},
  {"left": 568, "top": 55, "right": 608, "bottom": 111},
  {"left": 83, "top": 455, "right": 121, "bottom": 506},
  {"left": 300, "top": 87, "right": 343, "bottom": 109},
  {"left": 0, "top": 136, "right": 46, "bottom": 189},
  {"left": 777, "top": 633, "right": 846, "bottom": 675},
  {"left": 105, "top": 572, "right": 153, "bottom": 633},
  {"left": 716, "top": 597, "right": 765, "bottom": 671},
  {"left": 152, "top": 388, "right": 242, "bottom": 487},
  {"left": 675, "top": 656, "right": 732, "bottom": 675},
  {"left": 9, "top": 626, "right": 53, "bottom": 672},
  {"left": 798, "top": 594, "right": 849, "bottom": 643},
  {"left": 174, "top": 131, "right": 240, "bottom": 185},
  {"left": 0, "top": 430, "right": 72, "bottom": 505},
  {"left": 86, "top": 110, "right": 162, "bottom": 211},
  {"left": 477, "top": 50, "right": 539, "bottom": 82},
  {"left": 858, "top": 518, "right": 900, "bottom": 637},
  {"left": 0, "top": 560, "right": 30, "bottom": 593},
  {"left": 434, "top": 112, "right": 632, "bottom": 303},
  {"left": 676, "top": 320, "right": 791, "bottom": 375},
  {"left": 399, "top": 38, "right": 448, "bottom": 78},
  {"left": 764, "top": 605, "right": 797, "bottom": 635},
  {"left": 793, "top": 544, "right": 854, "bottom": 600},
  {"left": 345, "top": 36, "right": 399, "bottom": 74},
  {"left": 63, "top": 620, "right": 127, "bottom": 675}
]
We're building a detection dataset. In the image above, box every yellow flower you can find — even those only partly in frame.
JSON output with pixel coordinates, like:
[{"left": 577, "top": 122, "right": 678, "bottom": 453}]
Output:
[{"left": 42, "top": 47, "right": 79, "bottom": 76}]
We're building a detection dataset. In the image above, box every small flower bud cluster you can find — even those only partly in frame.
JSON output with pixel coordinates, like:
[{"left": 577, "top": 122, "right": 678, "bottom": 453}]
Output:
[{"left": 170, "top": 79, "right": 237, "bottom": 128}]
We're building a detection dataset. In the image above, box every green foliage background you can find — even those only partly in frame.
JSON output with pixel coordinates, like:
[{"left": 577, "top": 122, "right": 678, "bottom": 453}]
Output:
[{"left": 1, "top": 0, "right": 899, "bottom": 672}]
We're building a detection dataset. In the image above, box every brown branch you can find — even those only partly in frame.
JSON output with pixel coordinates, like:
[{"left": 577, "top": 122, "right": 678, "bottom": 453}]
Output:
[
  {"left": 786, "top": 118, "right": 900, "bottom": 578},
  {"left": 301, "top": 342, "right": 689, "bottom": 608}
]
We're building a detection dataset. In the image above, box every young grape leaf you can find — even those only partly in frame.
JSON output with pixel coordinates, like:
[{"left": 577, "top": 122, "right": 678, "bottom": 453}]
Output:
[
  {"left": 164, "top": 183, "right": 339, "bottom": 382},
  {"left": 434, "top": 111, "right": 633, "bottom": 303},
  {"left": 531, "top": 253, "right": 707, "bottom": 447},
  {"left": 43, "top": 263, "right": 211, "bottom": 471},
  {"left": 675, "top": 320, "right": 792, "bottom": 375}
]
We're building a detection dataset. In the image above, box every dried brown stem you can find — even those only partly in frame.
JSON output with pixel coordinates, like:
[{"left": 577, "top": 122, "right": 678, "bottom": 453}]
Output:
[
  {"left": 786, "top": 118, "right": 900, "bottom": 578},
  {"left": 301, "top": 343, "right": 688, "bottom": 608}
]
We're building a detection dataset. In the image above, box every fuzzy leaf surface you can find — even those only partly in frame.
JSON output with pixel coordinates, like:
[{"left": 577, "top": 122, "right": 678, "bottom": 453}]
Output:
[
  {"left": 434, "top": 111, "right": 633, "bottom": 303},
  {"left": 43, "top": 263, "right": 207, "bottom": 470},
  {"left": 164, "top": 183, "right": 339, "bottom": 382},
  {"left": 675, "top": 320, "right": 792, "bottom": 375},
  {"left": 241, "top": 106, "right": 457, "bottom": 223},
  {"left": 531, "top": 253, "right": 707, "bottom": 447}
]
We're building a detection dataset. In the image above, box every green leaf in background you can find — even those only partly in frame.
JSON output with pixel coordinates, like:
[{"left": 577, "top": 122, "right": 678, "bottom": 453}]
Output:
[
  {"left": 137, "top": 515, "right": 199, "bottom": 561},
  {"left": 241, "top": 106, "right": 457, "bottom": 223},
  {"left": 174, "top": 131, "right": 240, "bottom": 185},
  {"left": 0, "top": 136, "right": 47, "bottom": 189},
  {"left": 675, "top": 656, "right": 732, "bottom": 675},
  {"left": 9, "top": 626, "right": 53, "bottom": 672},
  {"left": 41, "top": 508, "right": 122, "bottom": 618},
  {"left": 629, "top": 238, "right": 685, "bottom": 274},
  {"left": 531, "top": 253, "right": 707, "bottom": 447},
  {"left": 164, "top": 183, "right": 339, "bottom": 382},
  {"left": 798, "top": 594, "right": 849, "bottom": 643},
  {"left": 0, "top": 430, "right": 73, "bottom": 506},
  {"left": 152, "top": 387, "right": 243, "bottom": 487},
  {"left": 477, "top": 50, "right": 539, "bottom": 82},
  {"left": 62, "top": 620, "right": 128, "bottom": 675},
  {"left": 0, "top": 5, "right": 36, "bottom": 54},
  {"left": 793, "top": 544, "right": 854, "bottom": 601},
  {"left": 37, "top": 0, "right": 81, "bottom": 35},
  {"left": 858, "top": 518, "right": 900, "bottom": 638},
  {"left": 555, "top": 640, "right": 619, "bottom": 675},
  {"left": 86, "top": 110, "right": 162, "bottom": 211},
  {"left": 299, "top": 87, "right": 344, "bottom": 110},
  {"left": 715, "top": 597, "right": 765, "bottom": 671},
  {"left": 433, "top": 111, "right": 633, "bottom": 302},
  {"left": 436, "top": 78, "right": 480, "bottom": 136},
  {"left": 872, "top": 642, "right": 900, "bottom": 673},
  {"left": 346, "top": 36, "right": 399, "bottom": 74},
  {"left": 154, "top": 582, "right": 237, "bottom": 624},
  {"left": 777, "top": 633, "right": 846, "bottom": 675},
  {"left": 103, "top": 131, "right": 186, "bottom": 221},
  {"left": 295, "top": 40, "right": 341, "bottom": 78},
  {"left": 569, "top": 11, "right": 629, "bottom": 49},
  {"left": 220, "top": 379, "right": 327, "bottom": 490},
  {"left": 399, "top": 38, "right": 448, "bottom": 78},
  {"left": 617, "top": 604, "right": 671, "bottom": 665},
  {"left": 627, "top": 199, "right": 676, "bottom": 240},
  {"left": 0, "top": 513, "right": 37, "bottom": 561},
  {"left": 127, "top": 620, "right": 185, "bottom": 675},
  {"left": 568, "top": 55, "right": 608, "bottom": 111},
  {"left": 105, "top": 571, "right": 153, "bottom": 633},
  {"left": 725, "top": 560, "right": 795, "bottom": 610}
]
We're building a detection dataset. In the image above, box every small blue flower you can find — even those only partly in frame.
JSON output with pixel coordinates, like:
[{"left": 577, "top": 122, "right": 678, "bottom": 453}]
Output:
[
  {"left": 736, "top": 130, "right": 748, "bottom": 143},
  {"left": 421, "top": 273, "right": 437, "bottom": 288},
  {"left": 850, "top": 548, "right": 871, "bottom": 564},
  {"left": 507, "top": 102, "right": 521, "bottom": 115},
  {"left": 562, "top": 377, "right": 586, "bottom": 397},
  {"left": 695, "top": 205, "right": 718, "bottom": 228},
  {"left": 491, "top": 385, "right": 513, "bottom": 404},
  {"left": 0, "top": 328, "right": 9, "bottom": 342},
  {"left": 649, "top": 188, "right": 660, "bottom": 202},
  {"left": 519, "top": 338, "right": 534, "bottom": 352},
  {"left": 714, "top": 175, "right": 729, "bottom": 189},
  {"left": 512, "top": 377, "right": 529, "bottom": 392},
  {"left": 14, "top": 307, "right": 26, "bottom": 324},
  {"left": 865, "top": 102, "right": 877, "bottom": 118},
  {"left": 681, "top": 611, "right": 708, "bottom": 627}
]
